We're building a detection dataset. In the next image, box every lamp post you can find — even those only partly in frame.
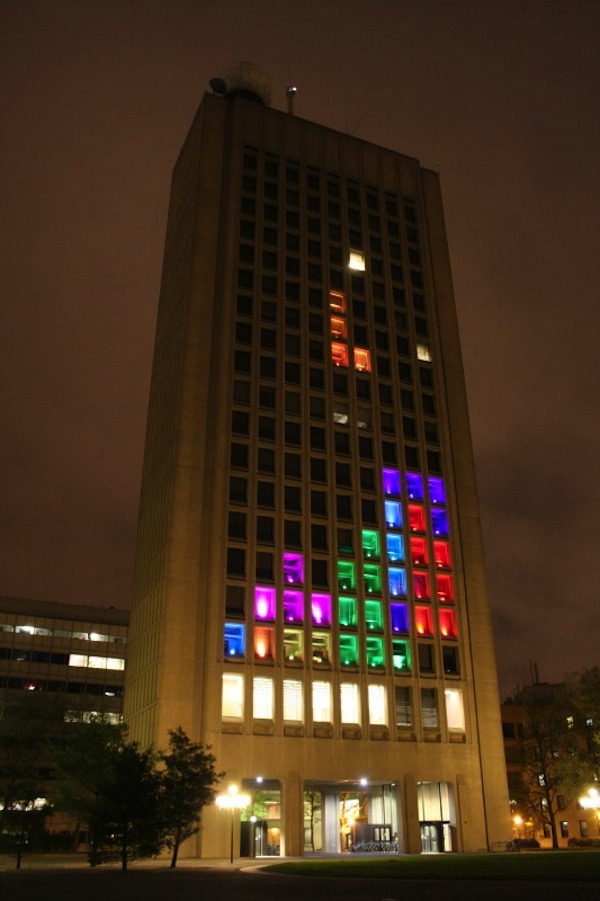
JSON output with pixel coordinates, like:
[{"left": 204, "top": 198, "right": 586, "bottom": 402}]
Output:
[{"left": 216, "top": 784, "right": 251, "bottom": 864}]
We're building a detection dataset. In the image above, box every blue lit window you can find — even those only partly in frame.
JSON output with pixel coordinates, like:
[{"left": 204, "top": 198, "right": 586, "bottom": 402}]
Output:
[
  {"left": 382, "top": 468, "right": 401, "bottom": 496},
  {"left": 389, "top": 567, "right": 407, "bottom": 597},
  {"left": 431, "top": 508, "right": 449, "bottom": 537},
  {"left": 384, "top": 500, "right": 403, "bottom": 529},
  {"left": 386, "top": 533, "right": 404, "bottom": 562},
  {"left": 406, "top": 472, "right": 424, "bottom": 501},
  {"left": 224, "top": 623, "right": 245, "bottom": 658},
  {"left": 428, "top": 476, "right": 446, "bottom": 505},
  {"left": 390, "top": 602, "right": 409, "bottom": 633}
]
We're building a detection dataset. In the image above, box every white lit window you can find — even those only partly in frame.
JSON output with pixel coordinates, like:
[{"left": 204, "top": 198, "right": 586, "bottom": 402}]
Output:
[
  {"left": 253, "top": 676, "right": 274, "bottom": 719},
  {"left": 368, "top": 684, "right": 387, "bottom": 726},
  {"left": 69, "top": 654, "right": 88, "bottom": 668},
  {"left": 340, "top": 683, "right": 360, "bottom": 724},
  {"left": 222, "top": 673, "right": 244, "bottom": 720},
  {"left": 416, "top": 343, "right": 431, "bottom": 362},
  {"left": 283, "top": 679, "right": 303, "bottom": 722},
  {"left": 88, "top": 656, "right": 125, "bottom": 671},
  {"left": 312, "top": 680, "right": 332, "bottom": 722},
  {"left": 349, "top": 250, "right": 365, "bottom": 271},
  {"left": 444, "top": 688, "right": 465, "bottom": 731}
]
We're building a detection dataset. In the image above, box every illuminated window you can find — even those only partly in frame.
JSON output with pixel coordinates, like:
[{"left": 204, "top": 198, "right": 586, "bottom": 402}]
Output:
[
  {"left": 421, "top": 688, "right": 438, "bottom": 729},
  {"left": 283, "top": 552, "right": 304, "bottom": 584},
  {"left": 69, "top": 655, "right": 125, "bottom": 671},
  {"left": 368, "top": 684, "right": 387, "bottom": 725},
  {"left": 392, "top": 638, "right": 411, "bottom": 672},
  {"left": 388, "top": 567, "right": 407, "bottom": 597},
  {"left": 331, "top": 316, "right": 348, "bottom": 339},
  {"left": 332, "top": 342, "right": 349, "bottom": 367},
  {"left": 362, "top": 529, "right": 380, "bottom": 559},
  {"left": 415, "top": 606, "right": 433, "bottom": 636},
  {"left": 382, "top": 468, "right": 401, "bottom": 496},
  {"left": 340, "top": 634, "right": 359, "bottom": 667},
  {"left": 366, "top": 636, "right": 385, "bottom": 669},
  {"left": 340, "top": 683, "right": 361, "bottom": 723},
  {"left": 433, "top": 540, "right": 452, "bottom": 569},
  {"left": 445, "top": 688, "right": 465, "bottom": 731},
  {"left": 283, "top": 628, "right": 304, "bottom": 662},
  {"left": 338, "top": 560, "right": 356, "bottom": 591},
  {"left": 390, "top": 602, "right": 409, "bottom": 633},
  {"left": 416, "top": 343, "right": 431, "bottom": 362},
  {"left": 408, "top": 505, "right": 426, "bottom": 532},
  {"left": 222, "top": 673, "right": 244, "bottom": 720},
  {"left": 354, "top": 348, "right": 371, "bottom": 372},
  {"left": 349, "top": 250, "right": 365, "bottom": 271},
  {"left": 311, "top": 593, "right": 331, "bottom": 627},
  {"left": 384, "top": 500, "right": 402, "bottom": 529},
  {"left": 431, "top": 508, "right": 449, "bottom": 537},
  {"left": 312, "top": 681, "right": 332, "bottom": 722},
  {"left": 395, "top": 686, "right": 412, "bottom": 727},
  {"left": 428, "top": 476, "right": 446, "bottom": 505},
  {"left": 329, "top": 290, "right": 346, "bottom": 314},
  {"left": 339, "top": 596, "right": 357, "bottom": 628},
  {"left": 254, "top": 586, "right": 276, "bottom": 620},
  {"left": 254, "top": 627, "right": 275, "bottom": 660},
  {"left": 312, "top": 632, "right": 332, "bottom": 665},
  {"left": 253, "top": 677, "right": 274, "bottom": 719},
  {"left": 406, "top": 472, "right": 424, "bottom": 501},
  {"left": 283, "top": 589, "right": 304, "bottom": 623},
  {"left": 410, "top": 537, "right": 428, "bottom": 566},
  {"left": 68, "top": 654, "right": 88, "bottom": 668},
  {"left": 333, "top": 402, "right": 349, "bottom": 424},
  {"left": 283, "top": 679, "right": 303, "bottom": 722},
  {"left": 436, "top": 574, "right": 454, "bottom": 603},
  {"left": 365, "top": 600, "right": 383, "bottom": 631},
  {"left": 364, "top": 564, "right": 381, "bottom": 594},
  {"left": 386, "top": 533, "right": 404, "bottom": 563},
  {"left": 413, "top": 572, "right": 431, "bottom": 599},
  {"left": 224, "top": 623, "right": 245, "bottom": 658},
  {"left": 439, "top": 609, "right": 457, "bottom": 639}
]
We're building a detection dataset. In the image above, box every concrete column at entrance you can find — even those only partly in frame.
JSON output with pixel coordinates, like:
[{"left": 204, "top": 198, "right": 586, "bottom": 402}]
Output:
[
  {"left": 403, "top": 773, "right": 421, "bottom": 853},
  {"left": 323, "top": 791, "right": 340, "bottom": 853},
  {"left": 283, "top": 772, "right": 303, "bottom": 856}
]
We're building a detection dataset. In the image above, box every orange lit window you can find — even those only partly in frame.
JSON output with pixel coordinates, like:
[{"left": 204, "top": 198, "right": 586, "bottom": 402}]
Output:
[
  {"left": 332, "top": 342, "right": 349, "bottom": 367},
  {"left": 410, "top": 537, "right": 428, "bottom": 567},
  {"left": 436, "top": 574, "right": 455, "bottom": 603},
  {"left": 413, "top": 572, "right": 431, "bottom": 600},
  {"left": 415, "top": 606, "right": 433, "bottom": 636},
  {"left": 329, "top": 291, "right": 346, "bottom": 314},
  {"left": 408, "top": 505, "right": 426, "bottom": 532},
  {"left": 254, "top": 627, "right": 275, "bottom": 660},
  {"left": 331, "top": 317, "right": 348, "bottom": 340},
  {"left": 433, "top": 540, "right": 452, "bottom": 569},
  {"left": 439, "top": 609, "right": 457, "bottom": 639},
  {"left": 354, "top": 348, "right": 371, "bottom": 372}
]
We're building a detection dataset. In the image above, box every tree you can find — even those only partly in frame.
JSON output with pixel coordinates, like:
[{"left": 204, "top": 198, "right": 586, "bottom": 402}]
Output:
[
  {"left": 87, "top": 741, "right": 164, "bottom": 869},
  {"left": 158, "top": 727, "right": 223, "bottom": 867},
  {"left": 303, "top": 791, "right": 322, "bottom": 851}
]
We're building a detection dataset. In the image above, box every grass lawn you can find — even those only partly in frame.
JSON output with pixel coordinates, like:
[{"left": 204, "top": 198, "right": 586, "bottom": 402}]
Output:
[{"left": 267, "top": 850, "right": 600, "bottom": 881}]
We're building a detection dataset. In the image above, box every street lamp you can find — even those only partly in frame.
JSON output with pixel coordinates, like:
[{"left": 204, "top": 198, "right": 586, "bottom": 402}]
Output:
[{"left": 216, "top": 784, "right": 251, "bottom": 863}]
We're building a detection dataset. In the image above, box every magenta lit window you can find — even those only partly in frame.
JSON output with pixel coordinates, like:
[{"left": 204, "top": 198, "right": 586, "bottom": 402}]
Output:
[
  {"left": 254, "top": 586, "right": 276, "bottom": 621},
  {"left": 283, "top": 553, "right": 304, "bottom": 585},
  {"left": 283, "top": 590, "right": 304, "bottom": 623},
  {"left": 311, "top": 593, "right": 331, "bottom": 627}
]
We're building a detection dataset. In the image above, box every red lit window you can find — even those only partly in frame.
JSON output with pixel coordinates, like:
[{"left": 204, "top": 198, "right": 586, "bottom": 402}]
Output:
[
  {"left": 413, "top": 572, "right": 431, "bottom": 599},
  {"left": 433, "top": 540, "right": 452, "bottom": 569},
  {"left": 332, "top": 342, "right": 349, "bottom": 367},
  {"left": 408, "top": 505, "right": 426, "bottom": 532},
  {"left": 354, "top": 348, "right": 371, "bottom": 372},
  {"left": 439, "top": 609, "right": 457, "bottom": 638},
  {"left": 436, "top": 574, "right": 455, "bottom": 603},
  {"left": 331, "top": 316, "right": 348, "bottom": 340},
  {"left": 329, "top": 291, "right": 346, "bottom": 314},
  {"left": 254, "top": 627, "right": 275, "bottom": 660},
  {"left": 415, "top": 606, "right": 433, "bottom": 636},
  {"left": 410, "top": 537, "right": 428, "bottom": 567}
]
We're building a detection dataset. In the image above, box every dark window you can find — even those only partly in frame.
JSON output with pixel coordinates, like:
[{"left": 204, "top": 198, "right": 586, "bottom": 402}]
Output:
[
  {"left": 309, "top": 339, "right": 324, "bottom": 362},
  {"left": 356, "top": 379, "right": 370, "bottom": 400},
  {"left": 285, "top": 333, "right": 301, "bottom": 356},
  {"left": 335, "top": 431, "right": 350, "bottom": 455},
  {"left": 285, "top": 281, "right": 300, "bottom": 301},
  {"left": 311, "top": 524, "right": 328, "bottom": 550},
  {"left": 338, "top": 528, "right": 353, "bottom": 555},
  {"left": 310, "top": 367, "right": 325, "bottom": 390},
  {"left": 442, "top": 646, "right": 460, "bottom": 675},
  {"left": 422, "top": 394, "right": 436, "bottom": 415},
  {"left": 382, "top": 442, "right": 397, "bottom": 464},
  {"left": 311, "top": 559, "right": 329, "bottom": 587},
  {"left": 259, "top": 356, "right": 276, "bottom": 379},
  {"left": 420, "top": 366, "right": 433, "bottom": 388},
  {"left": 405, "top": 446, "right": 420, "bottom": 469},
  {"left": 336, "top": 495, "right": 352, "bottom": 520},
  {"left": 225, "top": 585, "right": 245, "bottom": 615},
  {"left": 234, "top": 351, "right": 251, "bottom": 374},
  {"left": 235, "top": 322, "right": 252, "bottom": 344},
  {"left": 427, "top": 450, "right": 441, "bottom": 472},
  {"left": 261, "top": 300, "right": 277, "bottom": 322},
  {"left": 308, "top": 313, "right": 323, "bottom": 333},
  {"left": 285, "top": 391, "right": 301, "bottom": 414},
  {"left": 286, "top": 210, "right": 299, "bottom": 229},
  {"left": 230, "top": 443, "right": 248, "bottom": 469},
  {"left": 284, "top": 520, "right": 302, "bottom": 547},
  {"left": 256, "top": 481, "right": 275, "bottom": 507},
  {"left": 231, "top": 410, "right": 249, "bottom": 435},
  {"left": 359, "top": 467, "right": 375, "bottom": 491},
  {"left": 227, "top": 548, "right": 245, "bottom": 576},
  {"left": 285, "top": 485, "right": 302, "bottom": 512},
  {"left": 354, "top": 325, "right": 368, "bottom": 345},
  {"left": 310, "top": 427, "right": 326, "bottom": 450},
  {"left": 332, "top": 372, "right": 348, "bottom": 395},
  {"left": 377, "top": 356, "right": 391, "bottom": 377},
  {"left": 285, "top": 306, "right": 301, "bottom": 328},
  {"left": 285, "top": 362, "right": 301, "bottom": 384},
  {"left": 399, "top": 363, "right": 412, "bottom": 383},
  {"left": 286, "top": 257, "right": 300, "bottom": 276},
  {"left": 236, "top": 294, "right": 253, "bottom": 316},
  {"left": 262, "top": 250, "right": 277, "bottom": 270},
  {"left": 310, "top": 396, "right": 325, "bottom": 419},
  {"left": 258, "top": 416, "right": 276, "bottom": 440},
  {"left": 264, "top": 204, "right": 278, "bottom": 223},
  {"left": 259, "top": 386, "right": 276, "bottom": 409},
  {"left": 257, "top": 448, "right": 275, "bottom": 473},
  {"left": 228, "top": 512, "right": 246, "bottom": 539},
  {"left": 403, "top": 417, "right": 417, "bottom": 439},
  {"left": 336, "top": 463, "right": 351, "bottom": 487},
  {"left": 241, "top": 197, "right": 256, "bottom": 215},
  {"left": 361, "top": 499, "right": 377, "bottom": 524},
  {"left": 260, "top": 328, "right": 277, "bottom": 350},
  {"left": 418, "top": 643, "right": 435, "bottom": 674},
  {"left": 379, "top": 383, "right": 393, "bottom": 405},
  {"left": 256, "top": 552, "right": 274, "bottom": 581},
  {"left": 285, "top": 453, "right": 301, "bottom": 477},
  {"left": 401, "top": 388, "right": 414, "bottom": 409},
  {"left": 263, "top": 226, "right": 277, "bottom": 246},
  {"left": 358, "top": 436, "right": 373, "bottom": 458},
  {"left": 380, "top": 412, "right": 395, "bottom": 434},
  {"left": 256, "top": 516, "right": 274, "bottom": 543},
  {"left": 375, "top": 331, "right": 388, "bottom": 350},
  {"left": 229, "top": 476, "right": 247, "bottom": 504},
  {"left": 310, "top": 458, "right": 327, "bottom": 482},
  {"left": 262, "top": 275, "right": 277, "bottom": 295},
  {"left": 311, "top": 491, "right": 327, "bottom": 516}
]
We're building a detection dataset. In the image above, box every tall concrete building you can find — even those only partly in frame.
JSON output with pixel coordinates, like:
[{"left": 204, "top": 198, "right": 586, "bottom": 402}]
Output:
[{"left": 124, "top": 62, "right": 510, "bottom": 858}]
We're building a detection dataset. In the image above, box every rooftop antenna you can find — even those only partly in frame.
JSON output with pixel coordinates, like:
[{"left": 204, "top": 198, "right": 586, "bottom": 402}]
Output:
[{"left": 286, "top": 84, "right": 297, "bottom": 115}]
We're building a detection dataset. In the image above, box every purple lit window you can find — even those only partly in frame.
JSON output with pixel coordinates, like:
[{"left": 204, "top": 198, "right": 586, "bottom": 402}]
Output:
[
  {"left": 311, "top": 593, "right": 331, "bottom": 627},
  {"left": 283, "top": 590, "right": 304, "bottom": 623},
  {"left": 431, "top": 508, "right": 449, "bottom": 537},
  {"left": 390, "top": 603, "right": 409, "bottom": 633},
  {"left": 428, "top": 476, "right": 446, "bottom": 505},
  {"left": 389, "top": 567, "right": 407, "bottom": 597},
  {"left": 254, "top": 586, "right": 276, "bottom": 621},
  {"left": 382, "top": 468, "right": 401, "bottom": 496},
  {"left": 283, "top": 552, "right": 304, "bottom": 585},
  {"left": 384, "top": 500, "right": 403, "bottom": 529},
  {"left": 406, "top": 472, "right": 424, "bottom": 501}
]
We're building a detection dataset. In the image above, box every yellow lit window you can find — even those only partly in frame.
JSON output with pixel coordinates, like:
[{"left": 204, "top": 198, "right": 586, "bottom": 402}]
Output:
[
  {"left": 331, "top": 316, "right": 348, "bottom": 340},
  {"left": 354, "top": 348, "right": 371, "bottom": 372},
  {"left": 349, "top": 250, "right": 365, "bottom": 271}
]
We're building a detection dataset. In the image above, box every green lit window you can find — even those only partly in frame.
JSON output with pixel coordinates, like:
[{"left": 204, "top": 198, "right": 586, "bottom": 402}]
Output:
[
  {"left": 339, "top": 634, "right": 359, "bottom": 667},
  {"left": 339, "top": 596, "right": 357, "bottom": 628},
  {"left": 338, "top": 560, "right": 356, "bottom": 591},
  {"left": 392, "top": 639, "right": 411, "bottom": 672},
  {"left": 362, "top": 529, "right": 380, "bottom": 559},
  {"left": 364, "top": 600, "right": 383, "bottom": 632},
  {"left": 366, "top": 636, "right": 385, "bottom": 669},
  {"left": 363, "top": 564, "right": 381, "bottom": 594}
]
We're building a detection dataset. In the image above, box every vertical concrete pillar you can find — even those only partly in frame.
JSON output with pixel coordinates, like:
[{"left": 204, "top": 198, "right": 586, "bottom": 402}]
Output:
[{"left": 283, "top": 772, "right": 303, "bottom": 856}]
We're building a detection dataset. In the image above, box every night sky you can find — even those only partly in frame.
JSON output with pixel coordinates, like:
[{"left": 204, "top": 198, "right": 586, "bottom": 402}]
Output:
[{"left": 2, "top": 1, "right": 599, "bottom": 698}]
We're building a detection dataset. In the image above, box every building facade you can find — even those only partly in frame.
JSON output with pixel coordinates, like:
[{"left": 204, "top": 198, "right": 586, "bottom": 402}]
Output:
[{"left": 123, "top": 63, "right": 510, "bottom": 858}]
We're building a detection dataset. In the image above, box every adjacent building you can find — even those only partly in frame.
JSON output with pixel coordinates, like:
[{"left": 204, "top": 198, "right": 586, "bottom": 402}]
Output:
[{"left": 123, "top": 62, "right": 511, "bottom": 858}]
